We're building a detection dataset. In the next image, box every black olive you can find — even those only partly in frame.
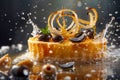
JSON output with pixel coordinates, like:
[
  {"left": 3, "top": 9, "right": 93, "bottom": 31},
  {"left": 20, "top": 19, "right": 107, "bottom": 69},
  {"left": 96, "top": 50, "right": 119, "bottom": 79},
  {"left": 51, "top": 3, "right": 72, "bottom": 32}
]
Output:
[
  {"left": 9, "top": 65, "right": 29, "bottom": 80},
  {"left": 52, "top": 35, "right": 64, "bottom": 42},
  {"left": 75, "top": 32, "right": 83, "bottom": 38},
  {"left": 39, "top": 34, "right": 52, "bottom": 42},
  {"left": 0, "top": 72, "right": 9, "bottom": 80},
  {"left": 59, "top": 62, "right": 75, "bottom": 69},
  {"left": 70, "top": 33, "right": 86, "bottom": 42}
]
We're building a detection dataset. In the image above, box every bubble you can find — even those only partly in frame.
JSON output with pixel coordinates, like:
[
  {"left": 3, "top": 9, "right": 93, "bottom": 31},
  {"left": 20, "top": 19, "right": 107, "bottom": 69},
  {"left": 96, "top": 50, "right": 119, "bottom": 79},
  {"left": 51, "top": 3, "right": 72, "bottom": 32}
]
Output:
[
  {"left": 44, "top": 21, "right": 47, "bottom": 23},
  {"left": 101, "top": 11, "right": 104, "bottom": 13},
  {"left": 114, "top": 22, "right": 118, "bottom": 25},
  {"left": 15, "top": 23, "right": 18, "bottom": 25},
  {"left": 21, "top": 17, "right": 25, "bottom": 20},
  {"left": 74, "top": 50, "right": 78, "bottom": 53},
  {"left": 21, "top": 12, "right": 25, "bottom": 15},
  {"left": 115, "top": 11, "right": 118, "bottom": 14},
  {"left": 34, "top": 11, "right": 37, "bottom": 14},
  {"left": 77, "top": 1, "right": 82, "bottom": 7},
  {"left": 64, "top": 76, "right": 71, "bottom": 80},
  {"left": 4, "top": 13, "right": 7, "bottom": 16},
  {"left": 9, "top": 38, "right": 12, "bottom": 41},
  {"left": 28, "top": 4, "right": 31, "bottom": 6},
  {"left": 8, "top": 20, "right": 11, "bottom": 23},
  {"left": 85, "top": 7, "right": 89, "bottom": 10},
  {"left": 41, "top": 9, "right": 45, "bottom": 12},
  {"left": 10, "top": 29, "right": 13, "bottom": 31},
  {"left": 34, "top": 16, "right": 37, "bottom": 20},
  {"left": 91, "top": 70, "right": 96, "bottom": 73},
  {"left": 33, "top": 5, "right": 37, "bottom": 8},
  {"left": 48, "top": 3, "right": 52, "bottom": 6},
  {"left": 43, "top": 17, "right": 46, "bottom": 20},
  {"left": 49, "top": 50, "right": 53, "bottom": 54},
  {"left": 109, "top": 13, "right": 112, "bottom": 16},
  {"left": 85, "top": 73, "right": 92, "bottom": 77},
  {"left": 84, "top": 3, "right": 87, "bottom": 5},
  {"left": 100, "top": 22, "right": 103, "bottom": 25},
  {"left": 21, "top": 29, "right": 24, "bottom": 32}
]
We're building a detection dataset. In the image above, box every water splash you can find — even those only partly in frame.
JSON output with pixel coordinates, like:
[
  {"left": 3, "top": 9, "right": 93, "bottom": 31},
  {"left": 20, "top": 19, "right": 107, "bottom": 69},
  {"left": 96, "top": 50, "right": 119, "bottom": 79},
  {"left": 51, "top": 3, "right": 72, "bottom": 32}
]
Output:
[
  {"left": 27, "top": 18, "right": 41, "bottom": 37},
  {"left": 103, "top": 17, "right": 115, "bottom": 38}
]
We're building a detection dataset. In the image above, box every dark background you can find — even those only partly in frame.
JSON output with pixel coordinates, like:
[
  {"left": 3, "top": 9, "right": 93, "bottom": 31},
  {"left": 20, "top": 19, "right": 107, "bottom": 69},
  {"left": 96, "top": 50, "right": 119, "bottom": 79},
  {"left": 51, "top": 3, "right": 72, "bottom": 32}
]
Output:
[{"left": 0, "top": 0, "right": 120, "bottom": 47}]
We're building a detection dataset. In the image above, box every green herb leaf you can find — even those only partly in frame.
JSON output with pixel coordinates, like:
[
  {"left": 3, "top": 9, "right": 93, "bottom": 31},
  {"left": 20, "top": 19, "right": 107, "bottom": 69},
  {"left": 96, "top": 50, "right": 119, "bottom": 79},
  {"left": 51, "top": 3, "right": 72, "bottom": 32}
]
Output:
[{"left": 41, "top": 25, "right": 50, "bottom": 34}]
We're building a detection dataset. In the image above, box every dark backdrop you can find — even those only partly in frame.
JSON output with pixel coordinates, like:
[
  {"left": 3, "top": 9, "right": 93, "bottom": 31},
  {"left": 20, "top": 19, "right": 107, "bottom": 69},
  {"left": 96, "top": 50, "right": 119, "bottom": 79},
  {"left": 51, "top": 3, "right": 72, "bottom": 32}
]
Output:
[{"left": 0, "top": 0, "right": 120, "bottom": 47}]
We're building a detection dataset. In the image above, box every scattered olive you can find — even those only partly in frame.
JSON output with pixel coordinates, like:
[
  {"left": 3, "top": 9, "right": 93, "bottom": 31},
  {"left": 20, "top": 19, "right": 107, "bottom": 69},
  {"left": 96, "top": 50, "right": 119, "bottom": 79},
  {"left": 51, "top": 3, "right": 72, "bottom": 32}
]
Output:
[
  {"left": 52, "top": 35, "right": 64, "bottom": 42},
  {"left": 70, "top": 33, "right": 86, "bottom": 42},
  {"left": 9, "top": 65, "right": 29, "bottom": 80},
  {"left": 0, "top": 72, "right": 9, "bottom": 80},
  {"left": 39, "top": 34, "right": 52, "bottom": 42},
  {"left": 59, "top": 62, "right": 75, "bottom": 69},
  {"left": 41, "top": 64, "right": 57, "bottom": 80},
  {"left": 75, "top": 32, "right": 83, "bottom": 38},
  {"left": 70, "top": 29, "right": 94, "bottom": 42}
]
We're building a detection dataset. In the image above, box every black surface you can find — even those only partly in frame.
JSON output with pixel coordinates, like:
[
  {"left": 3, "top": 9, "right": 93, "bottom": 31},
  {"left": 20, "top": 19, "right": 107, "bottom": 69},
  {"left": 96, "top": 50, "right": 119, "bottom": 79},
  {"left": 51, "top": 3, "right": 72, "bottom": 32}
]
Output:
[{"left": 0, "top": 0, "right": 120, "bottom": 47}]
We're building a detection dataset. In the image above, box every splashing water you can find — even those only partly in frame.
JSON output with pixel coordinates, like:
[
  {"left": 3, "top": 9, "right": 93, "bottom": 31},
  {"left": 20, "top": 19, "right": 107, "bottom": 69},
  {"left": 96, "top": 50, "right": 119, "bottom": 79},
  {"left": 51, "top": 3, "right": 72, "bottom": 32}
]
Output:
[
  {"left": 27, "top": 18, "right": 41, "bottom": 37},
  {"left": 103, "top": 17, "right": 115, "bottom": 38}
]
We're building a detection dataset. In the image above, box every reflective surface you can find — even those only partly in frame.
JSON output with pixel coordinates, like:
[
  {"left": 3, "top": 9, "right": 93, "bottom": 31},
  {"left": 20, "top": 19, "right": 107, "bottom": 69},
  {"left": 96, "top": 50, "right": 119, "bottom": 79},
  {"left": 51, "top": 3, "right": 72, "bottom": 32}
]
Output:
[{"left": 0, "top": 0, "right": 120, "bottom": 80}]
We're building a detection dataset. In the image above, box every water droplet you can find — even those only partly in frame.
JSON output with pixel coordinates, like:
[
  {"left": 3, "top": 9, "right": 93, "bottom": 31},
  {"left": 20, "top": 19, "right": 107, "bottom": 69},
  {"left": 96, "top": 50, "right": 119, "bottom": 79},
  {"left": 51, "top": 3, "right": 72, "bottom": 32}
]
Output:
[
  {"left": 84, "top": 3, "right": 87, "bottom": 5},
  {"left": 28, "top": 4, "right": 30, "bottom": 6},
  {"left": 33, "top": 5, "right": 37, "bottom": 8},
  {"left": 85, "top": 73, "right": 92, "bottom": 77},
  {"left": 8, "top": 20, "right": 11, "bottom": 23},
  {"left": 77, "top": 1, "right": 82, "bottom": 7},
  {"left": 74, "top": 50, "right": 78, "bottom": 53},
  {"left": 4, "top": 13, "right": 7, "bottom": 16},
  {"left": 9, "top": 38, "right": 12, "bottom": 41},
  {"left": 41, "top": 9, "right": 45, "bottom": 12},
  {"left": 9, "top": 28, "right": 13, "bottom": 31},
  {"left": 43, "top": 17, "right": 46, "bottom": 20},
  {"left": 115, "top": 11, "right": 118, "bottom": 14},
  {"left": 21, "top": 17, "right": 25, "bottom": 20},
  {"left": 21, "top": 29, "right": 24, "bottom": 32},
  {"left": 109, "top": 13, "right": 112, "bottom": 16},
  {"left": 15, "top": 23, "right": 18, "bottom": 25},
  {"left": 64, "top": 76, "right": 71, "bottom": 80},
  {"left": 34, "top": 16, "right": 37, "bottom": 20},
  {"left": 85, "top": 7, "right": 89, "bottom": 10},
  {"left": 21, "top": 12, "right": 25, "bottom": 15},
  {"left": 91, "top": 69, "right": 96, "bottom": 73},
  {"left": 48, "top": 3, "right": 52, "bottom": 6},
  {"left": 101, "top": 11, "right": 104, "bottom": 13},
  {"left": 49, "top": 50, "right": 53, "bottom": 54}
]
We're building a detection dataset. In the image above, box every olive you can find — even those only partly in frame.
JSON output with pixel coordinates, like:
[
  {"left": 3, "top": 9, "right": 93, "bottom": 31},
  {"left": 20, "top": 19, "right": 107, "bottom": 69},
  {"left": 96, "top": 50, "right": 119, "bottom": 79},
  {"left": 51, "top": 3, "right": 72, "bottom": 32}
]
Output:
[
  {"left": 70, "top": 33, "right": 86, "bottom": 42},
  {"left": 52, "top": 35, "right": 64, "bottom": 42},
  {"left": 39, "top": 34, "right": 52, "bottom": 42},
  {"left": 75, "top": 32, "right": 83, "bottom": 38},
  {"left": 59, "top": 62, "right": 75, "bottom": 69},
  {"left": 41, "top": 64, "right": 57, "bottom": 80},
  {"left": 0, "top": 72, "right": 9, "bottom": 80},
  {"left": 9, "top": 65, "right": 29, "bottom": 80}
]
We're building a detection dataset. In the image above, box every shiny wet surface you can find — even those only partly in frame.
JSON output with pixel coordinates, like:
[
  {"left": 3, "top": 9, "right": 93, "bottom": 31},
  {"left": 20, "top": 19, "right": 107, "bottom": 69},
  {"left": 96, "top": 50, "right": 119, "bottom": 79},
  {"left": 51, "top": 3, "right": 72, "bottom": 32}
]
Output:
[{"left": 0, "top": 45, "right": 120, "bottom": 80}]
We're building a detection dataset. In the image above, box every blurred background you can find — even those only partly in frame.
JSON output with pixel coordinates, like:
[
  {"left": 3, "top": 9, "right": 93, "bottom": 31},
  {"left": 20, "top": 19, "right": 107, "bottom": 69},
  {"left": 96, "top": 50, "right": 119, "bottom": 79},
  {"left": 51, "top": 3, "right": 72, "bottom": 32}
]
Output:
[{"left": 0, "top": 0, "right": 120, "bottom": 47}]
